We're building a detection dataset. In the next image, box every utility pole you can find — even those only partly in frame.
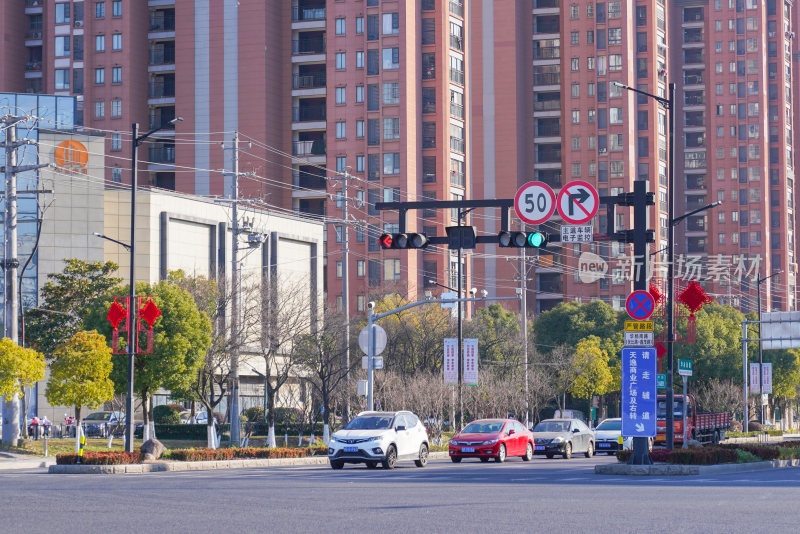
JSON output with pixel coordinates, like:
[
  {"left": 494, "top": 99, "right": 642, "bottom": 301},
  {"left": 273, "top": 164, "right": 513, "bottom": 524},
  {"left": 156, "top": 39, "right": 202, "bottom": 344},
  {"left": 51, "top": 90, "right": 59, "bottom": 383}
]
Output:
[
  {"left": 229, "top": 130, "right": 242, "bottom": 447},
  {"left": 1, "top": 114, "right": 46, "bottom": 446},
  {"left": 519, "top": 245, "right": 529, "bottom": 427},
  {"left": 340, "top": 170, "right": 351, "bottom": 425}
]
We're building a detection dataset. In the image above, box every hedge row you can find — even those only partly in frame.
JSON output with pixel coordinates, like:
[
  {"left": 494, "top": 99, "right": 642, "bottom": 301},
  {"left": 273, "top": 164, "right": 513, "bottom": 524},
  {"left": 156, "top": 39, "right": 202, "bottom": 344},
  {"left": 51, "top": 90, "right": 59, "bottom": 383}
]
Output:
[
  {"left": 56, "top": 452, "right": 144, "bottom": 465},
  {"left": 134, "top": 423, "right": 326, "bottom": 441},
  {"left": 725, "top": 430, "right": 783, "bottom": 438},
  {"left": 617, "top": 447, "right": 738, "bottom": 465},
  {"left": 168, "top": 446, "right": 328, "bottom": 462},
  {"left": 721, "top": 443, "right": 781, "bottom": 460}
]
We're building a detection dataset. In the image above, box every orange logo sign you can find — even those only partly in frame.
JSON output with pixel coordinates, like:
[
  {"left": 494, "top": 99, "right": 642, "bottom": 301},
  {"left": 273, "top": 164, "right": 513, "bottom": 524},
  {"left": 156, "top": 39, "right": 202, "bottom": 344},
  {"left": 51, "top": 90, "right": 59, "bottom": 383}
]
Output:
[{"left": 54, "top": 139, "right": 89, "bottom": 174}]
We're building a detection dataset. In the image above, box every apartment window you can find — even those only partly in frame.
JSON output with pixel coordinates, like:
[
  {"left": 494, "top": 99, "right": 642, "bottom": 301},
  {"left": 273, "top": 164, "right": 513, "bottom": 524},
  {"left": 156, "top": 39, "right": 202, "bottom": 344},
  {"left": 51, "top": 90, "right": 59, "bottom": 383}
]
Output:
[
  {"left": 111, "top": 133, "right": 122, "bottom": 151},
  {"left": 367, "top": 84, "right": 379, "bottom": 110},
  {"left": 112, "top": 66, "right": 122, "bottom": 83},
  {"left": 95, "top": 68, "right": 105, "bottom": 84},
  {"left": 587, "top": 3, "right": 595, "bottom": 17},
  {"left": 610, "top": 161, "right": 624, "bottom": 177},
  {"left": 588, "top": 83, "right": 595, "bottom": 96},
  {"left": 112, "top": 34, "right": 122, "bottom": 51},
  {"left": 608, "top": 1, "right": 621, "bottom": 18},
  {"left": 382, "top": 82, "right": 399, "bottom": 105},
  {"left": 382, "top": 187, "right": 400, "bottom": 203},
  {"left": 356, "top": 120, "right": 364, "bottom": 138},
  {"left": 572, "top": 110, "right": 580, "bottom": 124},
  {"left": 54, "top": 69, "right": 70, "bottom": 90},
  {"left": 336, "top": 121, "right": 346, "bottom": 139},
  {"left": 636, "top": 5, "right": 647, "bottom": 25},
  {"left": 571, "top": 58, "right": 579, "bottom": 72},
  {"left": 111, "top": 99, "right": 121, "bottom": 117},
  {"left": 55, "top": 36, "right": 70, "bottom": 57},
  {"left": 609, "top": 107, "right": 623, "bottom": 124},
  {"left": 367, "top": 119, "right": 379, "bottom": 145},
  {"left": 383, "top": 153, "right": 400, "bottom": 174},
  {"left": 570, "top": 4, "right": 579, "bottom": 19},
  {"left": 55, "top": 3, "right": 71, "bottom": 24},
  {"left": 335, "top": 18, "right": 346, "bottom": 35},
  {"left": 382, "top": 48, "right": 399, "bottom": 70},
  {"left": 94, "top": 101, "right": 105, "bottom": 118},
  {"left": 357, "top": 261, "right": 366, "bottom": 278},
  {"left": 355, "top": 85, "right": 364, "bottom": 103},
  {"left": 111, "top": 168, "right": 122, "bottom": 182},
  {"left": 356, "top": 17, "right": 364, "bottom": 34},
  {"left": 382, "top": 13, "right": 399, "bottom": 35},
  {"left": 356, "top": 155, "right": 365, "bottom": 172},
  {"left": 335, "top": 87, "right": 346, "bottom": 104},
  {"left": 367, "top": 50, "right": 379, "bottom": 75},
  {"left": 587, "top": 31, "right": 594, "bottom": 45},
  {"left": 384, "top": 259, "right": 401, "bottom": 281},
  {"left": 383, "top": 118, "right": 400, "bottom": 140},
  {"left": 336, "top": 261, "right": 343, "bottom": 279},
  {"left": 96, "top": 2, "right": 105, "bottom": 19},
  {"left": 608, "top": 28, "right": 621, "bottom": 45},
  {"left": 356, "top": 295, "right": 366, "bottom": 312},
  {"left": 609, "top": 54, "right": 622, "bottom": 71},
  {"left": 571, "top": 32, "right": 579, "bottom": 45},
  {"left": 356, "top": 51, "right": 364, "bottom": 69},
  {"left": 334, "top": 157, "right": 346, "bottom": 174},
  {"left": 571, "top": 83, "right": 580, "bottom": 98},
  {"left": 336, "top": 53, "right": 346, "bottom": 70},
  {"left": 96, "top": 35, "right": 105, "bottom": 52},
  {"left": 587, "top": 57, "right": 595, "bottom": 70},
  {"left": 572, "top": 163, "right": 581, "bottom": 177},
  {"left": 422, "top": 18, "right": 436, "bottom": 45}
]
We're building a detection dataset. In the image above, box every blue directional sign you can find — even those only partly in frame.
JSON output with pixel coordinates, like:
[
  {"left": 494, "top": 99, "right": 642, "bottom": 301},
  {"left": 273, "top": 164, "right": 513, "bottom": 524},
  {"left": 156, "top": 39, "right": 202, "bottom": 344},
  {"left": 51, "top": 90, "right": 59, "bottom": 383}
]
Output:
[
  {"left": 625, "top": 290, "right": 655, "bottom": 321},
  {"left": 621, "top": 347, "right": 657, "bottom": 437}
]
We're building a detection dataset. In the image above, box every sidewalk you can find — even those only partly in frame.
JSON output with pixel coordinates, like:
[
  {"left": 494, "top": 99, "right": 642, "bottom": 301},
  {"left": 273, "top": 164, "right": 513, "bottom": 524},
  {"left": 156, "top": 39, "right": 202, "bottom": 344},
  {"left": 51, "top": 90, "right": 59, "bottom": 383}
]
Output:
[{"left": 0, "top": 452, "right": 56, "bottom": 471}]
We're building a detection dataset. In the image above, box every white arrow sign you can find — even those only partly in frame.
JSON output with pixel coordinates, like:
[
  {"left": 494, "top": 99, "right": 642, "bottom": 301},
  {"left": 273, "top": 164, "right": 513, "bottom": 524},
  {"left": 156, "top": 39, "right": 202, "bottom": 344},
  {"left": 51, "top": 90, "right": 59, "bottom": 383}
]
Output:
[{"left": 557, "top": 180, "right": 599, "bottom": 225}]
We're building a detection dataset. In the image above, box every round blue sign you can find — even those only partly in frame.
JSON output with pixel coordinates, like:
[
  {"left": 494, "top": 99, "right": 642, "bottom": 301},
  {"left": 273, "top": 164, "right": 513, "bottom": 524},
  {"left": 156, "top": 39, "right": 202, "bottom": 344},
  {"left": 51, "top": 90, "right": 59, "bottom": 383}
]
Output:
[{"left": 626, "top": 291, "right": 655, "bottom": 321}]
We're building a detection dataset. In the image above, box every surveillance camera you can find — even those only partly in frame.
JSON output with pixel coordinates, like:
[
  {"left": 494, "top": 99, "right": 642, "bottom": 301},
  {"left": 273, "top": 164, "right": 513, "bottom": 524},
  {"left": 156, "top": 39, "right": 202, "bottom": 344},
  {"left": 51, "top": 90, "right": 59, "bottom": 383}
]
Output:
[
  {"left": 367, "top": 301, "right": 375, "bottom": 310},
  {"left": 469, "top": 288, "right": 477, "bottom": 296},
  {"left": 481, "top": 289, "right": 488, "bottom": 298}
]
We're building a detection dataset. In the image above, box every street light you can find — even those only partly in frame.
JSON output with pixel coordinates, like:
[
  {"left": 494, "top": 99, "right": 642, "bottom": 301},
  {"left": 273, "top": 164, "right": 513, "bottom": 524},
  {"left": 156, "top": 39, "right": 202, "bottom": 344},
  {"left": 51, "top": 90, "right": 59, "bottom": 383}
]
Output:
[
  {"left": 125, "top": 117, "right": 183, "bottom": 452},
  {"left": 92, "top": 232, "right": 131, "bottom": 251},
  {"left": 757, "top": 270, "right": 782, "bottom": 423}
]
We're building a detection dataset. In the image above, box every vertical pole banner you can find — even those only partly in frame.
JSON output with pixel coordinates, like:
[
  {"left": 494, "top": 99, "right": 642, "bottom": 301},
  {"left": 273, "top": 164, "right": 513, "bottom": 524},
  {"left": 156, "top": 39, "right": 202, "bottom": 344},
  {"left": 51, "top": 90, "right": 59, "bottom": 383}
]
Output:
[
  {"left": 444, "top": 338, "right": 458, "bottom": 383},
  {"left": 463, "top": 338, "right": 479, "bottom": 385},
  {"left": 761, "top": 362, "right": 772, "bottom": 394},
  {"left": 749, "top": 363, "right": 761, "bottom": 394}
]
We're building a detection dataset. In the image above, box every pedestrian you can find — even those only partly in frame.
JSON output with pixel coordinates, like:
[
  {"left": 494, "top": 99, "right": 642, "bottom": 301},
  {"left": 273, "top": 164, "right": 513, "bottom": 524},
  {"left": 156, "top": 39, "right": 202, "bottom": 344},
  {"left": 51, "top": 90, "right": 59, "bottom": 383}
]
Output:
[
  {"left": 41, "top": 416, "right": 51, "bottom": 437},
  {"left": 29, "top": 416, "right": 40, "bottom": 439}
]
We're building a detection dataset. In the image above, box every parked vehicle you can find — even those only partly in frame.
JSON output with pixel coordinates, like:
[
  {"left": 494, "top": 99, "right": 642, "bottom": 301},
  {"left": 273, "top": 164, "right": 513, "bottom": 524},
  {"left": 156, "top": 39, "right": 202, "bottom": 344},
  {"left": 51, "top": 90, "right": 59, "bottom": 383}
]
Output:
[
  {"left": 449, "top": 419, "right": 535, "bottom": 463},
  {"left": 593, "top": 418, "right": 653, "bottom": 455},
  {"left": 83, "top": 411, "right": 125, "bottom": 437},
  {"left": 655, "top": 394, "right": 731, "bottom": 445},
  {"left": 328, "top": 411, "right": 429, "bottom": 470},
  {"left": 531, "top": 418, "right": 594, "bottom": 459}
]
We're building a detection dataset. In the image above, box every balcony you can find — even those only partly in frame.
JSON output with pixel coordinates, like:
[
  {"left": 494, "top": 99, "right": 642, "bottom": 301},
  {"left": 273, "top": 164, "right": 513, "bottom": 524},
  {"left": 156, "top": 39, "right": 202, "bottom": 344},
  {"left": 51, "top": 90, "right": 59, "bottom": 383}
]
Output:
[
  {"left": 535, "top": 147, "right": 562, "bottom": 163},
  {"left": 534, "top": 0, "right": 559, "bottom": 8},
  {"left": 534, "top": 73, "right": 560, "bottom": 85},
  {"left": 450, "top": 102, "right": 464, "bottom": 119},
  {"left": 294, "top": 166, "right": 327, "bottom": 189},
  {"left": 292, "top": 104, "right": 326, "bottom": 122},
  {"left": 423, "top": 136, "right": 436, "bottom": 149},
  {"left": 292, "top": 6, "right": 326, "bottom": 22},
  {"left": 449, "top": 1, "right": 464, "bottom": 17},
  {"left": 148, "top": 145, "right": 175, "bottom": 164},
  {"left": 534, "top": 16, "right": 560, "bottom": 33},
  {"left": 450, "top": 137, "right": 465, "bottom": 153},
  {"left": 292, "top": 37, "right": 326, "bottom": 55},
  {"left": 149, "top": 107, "right": 176, "bottom": 130},
  {"left": 451, "top": 171, "right": 465, "bottom": 187},
  {"left": 25, "top": 30, "right": 42, "bottom": 40},
  {"left": 684, "top": 73, "right": 704, "bottom": 85},
  {"left": 25, "top": 61, "right": 42, "bottom": 71},
  {"left": 450, "top": 34, "right": 464, "bottom": 52},
  {"left": 292, "top": 139, "right": 326, "bottom": 157},
  {"left": 150, "top": 46, "right": 175, "bottom": 65},
  {"left": 149, "top": 80, "right": 175, "bottom": 98},
  {"left": 534, "top": 100, "right": 561, "bottom": 111},
  {"left": 292, "top": 72, "right": 326, "bottom": 89},
  {"left": 533, "top": 46, "right": 560, "bottom": 60},
  {"left": 450, "top": 68, "right": 465, "bottom": 85},
  {"left": 150, "top": 11, "right": 175, "bottom": 32},
  {"left": 535, "top": 125, "right": 561, "bottom": 137}
]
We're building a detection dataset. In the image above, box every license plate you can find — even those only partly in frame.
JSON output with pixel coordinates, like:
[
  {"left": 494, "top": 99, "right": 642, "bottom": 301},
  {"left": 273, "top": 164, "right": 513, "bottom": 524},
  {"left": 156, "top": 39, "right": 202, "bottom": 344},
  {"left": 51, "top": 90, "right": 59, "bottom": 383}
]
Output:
[
  {"left": 343, "top": 446, "right": 358, "bottom": 453},
  {"left": 598, "top": 443, "right": 611, "bottom": 448},
  {"left": 462, "top": 447, "right": 475, "bottom": 452},
  {"left": 535, "top": 445, "right": 545, "bottom": 451}
]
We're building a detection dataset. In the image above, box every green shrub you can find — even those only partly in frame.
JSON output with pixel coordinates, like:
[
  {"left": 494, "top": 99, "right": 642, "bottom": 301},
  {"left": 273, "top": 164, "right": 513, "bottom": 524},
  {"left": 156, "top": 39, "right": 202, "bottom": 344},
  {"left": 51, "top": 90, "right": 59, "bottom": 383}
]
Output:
[
  {"left": 777, "top": 447, "right": 800, "bottom": 460},
  {"left": 154, "top": 405, "right": 182, "bottom": 425},
  {"left": 168, "top": 446, "right": 328, "bottom": 462},
  {"left": 56, "top": 451, "right": 144, "bottom": 465},
  {"left": 735, "top": 449, "right": 761, "bottom": 463},
  {"left": 243, "top": 406, "right": 265, "bottom": 423},
  {"left": 618, "top": 446, "right": 737, "bottom": 465}
]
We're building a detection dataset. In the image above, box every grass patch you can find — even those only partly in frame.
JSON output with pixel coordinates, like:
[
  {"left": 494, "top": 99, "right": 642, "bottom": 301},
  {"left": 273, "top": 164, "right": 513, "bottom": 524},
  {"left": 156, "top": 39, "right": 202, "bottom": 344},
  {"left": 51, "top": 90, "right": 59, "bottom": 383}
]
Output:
[{"left": 735, "top": 449, "right": 761, "bottom": 463}]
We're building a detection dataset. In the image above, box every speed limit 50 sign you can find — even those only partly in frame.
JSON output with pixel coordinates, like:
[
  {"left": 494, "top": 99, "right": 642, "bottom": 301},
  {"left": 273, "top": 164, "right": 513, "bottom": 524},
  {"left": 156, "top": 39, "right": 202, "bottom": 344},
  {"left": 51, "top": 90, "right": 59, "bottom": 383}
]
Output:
[{"left": 514, "top": 181, "right": 556, "bottom": 225}]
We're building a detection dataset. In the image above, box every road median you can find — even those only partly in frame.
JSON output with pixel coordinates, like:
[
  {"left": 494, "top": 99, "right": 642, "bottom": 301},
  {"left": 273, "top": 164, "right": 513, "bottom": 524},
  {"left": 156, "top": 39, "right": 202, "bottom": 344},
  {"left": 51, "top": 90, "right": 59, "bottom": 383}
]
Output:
[{"left": 595, "top": 458, "right": 800, "bottom": 476}]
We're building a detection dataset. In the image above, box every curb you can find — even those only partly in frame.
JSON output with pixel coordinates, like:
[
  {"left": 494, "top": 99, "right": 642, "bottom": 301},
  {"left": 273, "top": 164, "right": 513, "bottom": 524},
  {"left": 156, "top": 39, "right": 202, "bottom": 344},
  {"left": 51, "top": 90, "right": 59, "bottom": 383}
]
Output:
[
  {"left": 48, "top": 451, "right": 451, "bottom": 474},
  {"left": 595, "top": 458, "right": 800, "bottom": 476},
  {"left": 0, "top": 458, "right": 56, "bottom": 471}
]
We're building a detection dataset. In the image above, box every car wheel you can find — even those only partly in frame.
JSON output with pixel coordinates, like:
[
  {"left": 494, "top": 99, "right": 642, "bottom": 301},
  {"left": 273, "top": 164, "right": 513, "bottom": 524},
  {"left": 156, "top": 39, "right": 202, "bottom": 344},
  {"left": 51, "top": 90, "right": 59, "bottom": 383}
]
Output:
[
  {"left": 563, "top": 442, "right": 572, "bottom": 459},
  {"left": 414, "top": 443, "right": 429, "bottom": 467},
  {"left": 382, "top": 445, "right": 397, "bottom": 469},
  {"left": 545, "top": 453, "right": 554, "bottom": 459},
  {"left": 480, "top": 457, "right": 490, "bottom": 463},
  {"left": 495, "top": 444, "right": 507, "bottom": 463},
  {"left": 450, "top": 456, "right": 462, "bottom": 463},
  {"left": 522, "top": 442, "right": 533, "bottom": 461},
  {"left": 330, "top": 460, "right": 344, "bottom": 470},
  {"left": 584, "top": 441, "right": 594, "bottom": 458},
  {"left": 366, "top": 461, "right": 378, "bottom": 469}
]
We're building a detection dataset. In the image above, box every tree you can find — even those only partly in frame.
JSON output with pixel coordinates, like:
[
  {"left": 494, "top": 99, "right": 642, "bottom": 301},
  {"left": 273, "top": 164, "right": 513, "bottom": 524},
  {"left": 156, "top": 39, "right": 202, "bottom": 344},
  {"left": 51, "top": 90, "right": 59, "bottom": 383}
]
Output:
[
  {"left": 86, "top": 279, "right": 212, "bottom": 436},
  {"left": 674, "top": 303, "right": 744, "bottom": 382},
  {"left": 0, "top": 338, "right": 46, "bottom": 444},
  {"left": 45, "top": 331, "right": 114, "bottom": 428},
  {"left": 569, "top": 336, "right": 614, "bottom": 400},
  {"left": 465, "top": 304, "right": 523, "bottom": 373},
  {"left": 694, "top": 378, "right": 744, "bottom": 421},
  {"left": 533, "top": 300, "right": 621, "bottom": 351},
  {"left": 25, "top": 259, "right": 120, "bottom": 358}
]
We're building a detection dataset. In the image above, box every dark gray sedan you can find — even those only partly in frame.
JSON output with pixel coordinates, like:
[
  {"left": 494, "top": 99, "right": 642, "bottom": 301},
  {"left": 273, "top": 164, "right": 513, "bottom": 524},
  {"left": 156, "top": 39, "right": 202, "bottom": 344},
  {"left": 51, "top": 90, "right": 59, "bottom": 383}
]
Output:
[{"left": 531, "top": 418, "right": 594, "bottom": 459}]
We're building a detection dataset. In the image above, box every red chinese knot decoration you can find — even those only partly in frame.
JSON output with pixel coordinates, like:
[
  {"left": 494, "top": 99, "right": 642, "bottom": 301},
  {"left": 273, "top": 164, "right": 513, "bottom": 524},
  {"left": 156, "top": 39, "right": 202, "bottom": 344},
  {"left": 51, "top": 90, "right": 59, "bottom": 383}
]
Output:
[
  {"left": 107, "top": 296, "right": 160, "bottom": 355},
  {"left": 139, "top": 299, "right": 162, "bottom": 328},
  {"left": 107, "top": 298, "right": 126, "bottom": 330},
  {"left": 677, "top": 281, "right": 713, "bottom": 317},
  {"left": 649, "top": 282, "right": 665, "bottom": 308}
]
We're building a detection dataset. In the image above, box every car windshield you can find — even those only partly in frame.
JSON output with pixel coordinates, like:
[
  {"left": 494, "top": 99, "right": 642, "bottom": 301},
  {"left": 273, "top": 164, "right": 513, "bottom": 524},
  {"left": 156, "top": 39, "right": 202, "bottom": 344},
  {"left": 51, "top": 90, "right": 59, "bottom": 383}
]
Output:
[
  {"left": 657, "top": 400, "right": 685, "bottom": 418},
  {"left": 84, "top": 413, "right": 111, "bottom": 421},
  {"left": 533, "top": 421, "right": 569, "bottom": 432},
  {"left": 462, "top": 421, "right": 504, "bottom": 434},
  {"left": 344, "top": 415, "right": 393, "bottom": 430},
  {"left": 596, "top": 420, "right": 621, "bottom": 431}
]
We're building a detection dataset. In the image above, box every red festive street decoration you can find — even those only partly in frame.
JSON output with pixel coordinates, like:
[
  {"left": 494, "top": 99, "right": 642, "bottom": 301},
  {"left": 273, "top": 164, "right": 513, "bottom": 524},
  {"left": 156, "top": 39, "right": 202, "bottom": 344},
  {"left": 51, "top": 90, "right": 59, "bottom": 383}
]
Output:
[
  {"left": 139, "top": 299, "right": 162, "bottom": 329},
  {"left": 677, "top": 281, "right": 713, "bottom": 317},
  {"left": 106, "top": 298, "right": 126, "bottom": 330},
  {"left": 649, "top": 282, "right": 665, "bottom": 307},
  {"left": 656, "top": 342, "right": 667, "bottom": 359}
]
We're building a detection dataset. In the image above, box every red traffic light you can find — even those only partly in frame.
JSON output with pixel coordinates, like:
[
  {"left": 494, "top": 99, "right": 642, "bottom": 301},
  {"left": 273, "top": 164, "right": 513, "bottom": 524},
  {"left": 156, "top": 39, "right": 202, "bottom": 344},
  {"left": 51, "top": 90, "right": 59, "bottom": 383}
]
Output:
[{"left": 379, "top": 233, "right": 394, "bottom": 249}]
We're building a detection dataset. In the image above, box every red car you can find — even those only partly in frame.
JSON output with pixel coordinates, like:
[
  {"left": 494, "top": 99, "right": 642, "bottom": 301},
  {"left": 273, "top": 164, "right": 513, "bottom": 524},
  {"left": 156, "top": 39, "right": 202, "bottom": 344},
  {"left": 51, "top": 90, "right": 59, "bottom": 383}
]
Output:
[{"left": 449, "top": 418, "right": 535, "bottom": 463}]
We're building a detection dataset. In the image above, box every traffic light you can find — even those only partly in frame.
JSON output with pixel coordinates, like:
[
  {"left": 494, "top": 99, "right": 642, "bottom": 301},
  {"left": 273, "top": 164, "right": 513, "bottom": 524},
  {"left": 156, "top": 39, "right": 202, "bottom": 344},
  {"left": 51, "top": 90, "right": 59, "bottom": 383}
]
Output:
[
  {"left": 378, "top": 233, "right": 429, "bottom": 249},
  {"left": 498, "top": 231, "right": 549, "bottom": 248}
]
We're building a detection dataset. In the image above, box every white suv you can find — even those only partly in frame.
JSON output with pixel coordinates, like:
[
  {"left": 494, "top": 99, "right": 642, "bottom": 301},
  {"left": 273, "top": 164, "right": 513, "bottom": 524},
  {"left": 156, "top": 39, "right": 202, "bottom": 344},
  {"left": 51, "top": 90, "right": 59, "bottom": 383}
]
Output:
[{"left": 328, "top": 411, "right": 429, "bottom": 469}]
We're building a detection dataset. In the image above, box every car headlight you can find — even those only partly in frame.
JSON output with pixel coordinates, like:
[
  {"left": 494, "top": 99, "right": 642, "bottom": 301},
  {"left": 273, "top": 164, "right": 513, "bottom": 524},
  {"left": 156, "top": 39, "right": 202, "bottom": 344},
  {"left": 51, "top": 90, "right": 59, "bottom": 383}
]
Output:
[
  {"left": 481, "top": 439, "right": 498, "bottom": 445},
  {"left": 365, "top": 435, "right": 384, "bottom": 442},
  {"left": 450, "top": 440, "right": 460, "bottom": 446},
  {"left": 551, "top": 437, "right": 564, "bottom": 443},
  {"left": 329, "top": 436, "right": 338, "bottom": 443}
]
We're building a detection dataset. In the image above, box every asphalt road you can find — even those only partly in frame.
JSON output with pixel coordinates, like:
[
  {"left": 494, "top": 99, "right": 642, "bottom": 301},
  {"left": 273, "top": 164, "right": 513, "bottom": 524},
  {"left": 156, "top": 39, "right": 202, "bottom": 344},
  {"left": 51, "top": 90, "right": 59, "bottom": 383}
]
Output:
[{"left": 3, "top": 455, "right": 800, "bottom": 533}]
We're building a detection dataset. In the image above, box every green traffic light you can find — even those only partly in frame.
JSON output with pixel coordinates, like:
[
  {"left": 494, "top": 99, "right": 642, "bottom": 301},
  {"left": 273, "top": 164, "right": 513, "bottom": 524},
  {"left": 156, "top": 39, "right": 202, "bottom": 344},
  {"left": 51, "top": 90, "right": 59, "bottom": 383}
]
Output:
[{"left": 527, "top": 232, "right": 546, "bottom": 248}]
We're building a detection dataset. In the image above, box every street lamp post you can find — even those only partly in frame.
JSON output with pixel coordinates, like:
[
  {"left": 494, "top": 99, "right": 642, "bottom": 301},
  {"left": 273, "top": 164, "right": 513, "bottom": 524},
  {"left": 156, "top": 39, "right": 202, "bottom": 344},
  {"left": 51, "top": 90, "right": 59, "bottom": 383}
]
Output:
[
  {"left": 757, "top": 270, "right": 782, "bottom": 423},
  {"left": 126, "top": 117, "right": 182, "bottom": 452}
]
